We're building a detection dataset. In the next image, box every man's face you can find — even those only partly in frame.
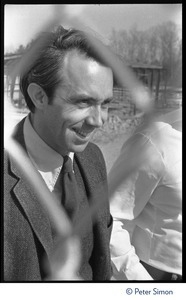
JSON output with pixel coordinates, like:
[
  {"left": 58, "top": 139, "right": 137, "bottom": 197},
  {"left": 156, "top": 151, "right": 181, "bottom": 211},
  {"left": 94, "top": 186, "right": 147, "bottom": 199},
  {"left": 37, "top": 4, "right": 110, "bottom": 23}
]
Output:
[{"left": 36, "top": 51, "right": 113, "bottom": 156}]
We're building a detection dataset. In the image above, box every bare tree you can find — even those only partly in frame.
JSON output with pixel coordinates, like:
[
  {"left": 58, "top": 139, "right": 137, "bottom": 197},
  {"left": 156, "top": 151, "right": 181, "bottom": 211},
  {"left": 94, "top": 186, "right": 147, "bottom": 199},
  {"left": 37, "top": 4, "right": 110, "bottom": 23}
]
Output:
[{"left": 109, "top": 21, "right": 182, "bottom": 87}]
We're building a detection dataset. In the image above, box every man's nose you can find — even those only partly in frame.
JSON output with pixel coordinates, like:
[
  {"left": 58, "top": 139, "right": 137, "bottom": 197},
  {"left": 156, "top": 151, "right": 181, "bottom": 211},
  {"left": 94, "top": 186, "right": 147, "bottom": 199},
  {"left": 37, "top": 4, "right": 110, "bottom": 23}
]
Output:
[{"left": 86, "top": 106, "right": 108, "bottom": 128}]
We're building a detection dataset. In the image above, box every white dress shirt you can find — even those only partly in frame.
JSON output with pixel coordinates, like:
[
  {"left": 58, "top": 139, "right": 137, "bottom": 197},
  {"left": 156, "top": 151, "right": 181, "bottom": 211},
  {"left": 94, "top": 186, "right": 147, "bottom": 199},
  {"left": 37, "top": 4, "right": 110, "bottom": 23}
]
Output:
[
  {"left": 23, "top": 115, "right": 74, "bottom": 200},
  {"left": 109, "top": 118, "right": 182, "bottom": 280}
]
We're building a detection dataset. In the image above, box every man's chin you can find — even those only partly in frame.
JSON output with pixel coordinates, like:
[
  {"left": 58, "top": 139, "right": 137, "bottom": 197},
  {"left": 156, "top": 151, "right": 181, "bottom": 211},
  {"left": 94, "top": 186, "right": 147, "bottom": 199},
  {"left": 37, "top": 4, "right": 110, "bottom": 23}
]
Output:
[{"left": 70, "top": 141, "right": 90, "bottom": 153}]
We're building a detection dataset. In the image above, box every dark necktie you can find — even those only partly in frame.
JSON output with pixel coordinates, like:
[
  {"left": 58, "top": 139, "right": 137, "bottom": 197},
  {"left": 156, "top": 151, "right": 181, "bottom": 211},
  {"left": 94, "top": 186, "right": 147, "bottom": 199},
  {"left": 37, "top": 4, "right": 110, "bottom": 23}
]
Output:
[{"left": 61, "top": 156, "right": 79, "bottom": 221}]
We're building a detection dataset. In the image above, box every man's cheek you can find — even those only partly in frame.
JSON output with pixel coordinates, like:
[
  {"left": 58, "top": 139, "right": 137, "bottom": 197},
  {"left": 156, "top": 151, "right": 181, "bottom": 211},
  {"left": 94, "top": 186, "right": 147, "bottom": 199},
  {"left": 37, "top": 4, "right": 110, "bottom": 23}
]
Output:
[{"left": 69, "top": 109, "right": 90, "bottom": 123}]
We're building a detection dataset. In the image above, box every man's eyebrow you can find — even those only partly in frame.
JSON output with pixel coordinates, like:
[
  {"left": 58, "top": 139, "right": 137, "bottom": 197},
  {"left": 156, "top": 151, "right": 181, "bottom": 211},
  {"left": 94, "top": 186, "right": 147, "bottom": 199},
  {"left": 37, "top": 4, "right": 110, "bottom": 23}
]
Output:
[
  {"left": 70, "top": 95, "right": 113, "bottom": 103},
  {"left": 70, "top": 95, "right": 95, "bottom": 102}
]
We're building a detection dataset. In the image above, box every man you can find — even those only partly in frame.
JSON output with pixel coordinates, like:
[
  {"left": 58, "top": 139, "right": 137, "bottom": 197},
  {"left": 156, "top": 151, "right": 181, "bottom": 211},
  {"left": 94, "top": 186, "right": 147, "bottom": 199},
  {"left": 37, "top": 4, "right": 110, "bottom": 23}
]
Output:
[
  {"left": 109, "top": 108, "right": 182, "bottom": 280},
  {"left": 4, "top": 26, "right": 113, "bottom": 281}
]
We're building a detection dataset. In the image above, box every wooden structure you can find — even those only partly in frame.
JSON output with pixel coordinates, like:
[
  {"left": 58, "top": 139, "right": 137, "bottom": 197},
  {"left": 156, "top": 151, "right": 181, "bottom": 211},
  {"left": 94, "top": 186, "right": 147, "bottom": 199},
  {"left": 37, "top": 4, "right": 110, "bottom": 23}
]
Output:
[
  {"left": 4, "top": 54, "right": 24, "bottom": 107},
  {"left": 110, "top": 62, "right": 167, "bottom": 115},
  {"left": 130, "top": 63, "right": 166, "bottom": 103}
]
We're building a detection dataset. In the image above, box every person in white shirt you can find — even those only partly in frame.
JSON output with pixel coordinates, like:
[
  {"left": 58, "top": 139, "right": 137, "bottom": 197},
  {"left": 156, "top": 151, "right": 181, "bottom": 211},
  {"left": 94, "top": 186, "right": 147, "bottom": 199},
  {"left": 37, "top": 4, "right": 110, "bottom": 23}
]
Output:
[{"left": 109, "top": 108, "right": 182, "bottom": 280}]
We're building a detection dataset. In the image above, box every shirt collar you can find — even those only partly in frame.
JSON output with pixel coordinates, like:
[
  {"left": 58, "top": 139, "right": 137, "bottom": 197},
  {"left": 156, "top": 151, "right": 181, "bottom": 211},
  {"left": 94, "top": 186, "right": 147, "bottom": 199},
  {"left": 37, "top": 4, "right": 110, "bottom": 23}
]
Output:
[{"left": 23, "top": 114, "right": 74, "bottom": 172}]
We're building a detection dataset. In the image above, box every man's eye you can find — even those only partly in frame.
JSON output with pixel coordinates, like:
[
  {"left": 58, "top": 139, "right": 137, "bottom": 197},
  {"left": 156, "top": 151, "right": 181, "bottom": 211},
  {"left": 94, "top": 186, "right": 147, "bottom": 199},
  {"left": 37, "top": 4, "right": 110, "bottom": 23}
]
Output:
[{"left": 77, "top": 100, "right": 90, "bottom": 108}]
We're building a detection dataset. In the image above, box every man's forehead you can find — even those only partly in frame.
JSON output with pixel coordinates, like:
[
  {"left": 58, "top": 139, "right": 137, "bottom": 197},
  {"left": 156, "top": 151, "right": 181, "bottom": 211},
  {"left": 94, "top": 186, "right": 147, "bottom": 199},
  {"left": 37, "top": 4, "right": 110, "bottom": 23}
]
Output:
[
  {"left": 58, "top": 49, "right": 113, "bottom": 100},
  {"left": 63, "top": 50, "right": 112, "bottom": 74},
  {"left": 63, "top": 50, "right": 97, "bottom": 70}
]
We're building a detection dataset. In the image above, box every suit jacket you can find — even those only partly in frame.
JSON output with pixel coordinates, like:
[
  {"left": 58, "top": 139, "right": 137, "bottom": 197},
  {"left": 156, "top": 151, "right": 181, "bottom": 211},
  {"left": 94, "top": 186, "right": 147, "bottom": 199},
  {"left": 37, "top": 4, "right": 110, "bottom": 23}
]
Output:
[{"left": 4, "top": 117, "right": 113, "bottom": 281}]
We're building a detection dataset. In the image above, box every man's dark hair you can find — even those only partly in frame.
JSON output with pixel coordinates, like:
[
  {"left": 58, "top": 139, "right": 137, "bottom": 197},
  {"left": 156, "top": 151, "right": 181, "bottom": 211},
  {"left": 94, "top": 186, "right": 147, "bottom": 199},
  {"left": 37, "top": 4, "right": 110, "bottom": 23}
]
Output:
[{"left": 20, "top": 26, "right": 110, "bottom": 113}]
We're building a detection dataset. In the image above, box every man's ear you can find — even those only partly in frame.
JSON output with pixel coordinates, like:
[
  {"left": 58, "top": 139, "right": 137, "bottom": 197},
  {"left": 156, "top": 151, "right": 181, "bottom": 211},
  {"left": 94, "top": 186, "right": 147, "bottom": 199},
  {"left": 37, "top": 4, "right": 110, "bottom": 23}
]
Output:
[{"left": 27, "top": 83, "right": 48, "bottom": 110}]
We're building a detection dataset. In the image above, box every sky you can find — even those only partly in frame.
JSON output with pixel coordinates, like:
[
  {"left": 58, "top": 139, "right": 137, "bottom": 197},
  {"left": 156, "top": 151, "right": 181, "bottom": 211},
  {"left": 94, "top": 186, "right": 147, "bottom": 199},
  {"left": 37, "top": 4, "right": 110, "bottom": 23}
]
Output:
[{"left": 4, "top": 4, "right": 182, "bottom": 53}]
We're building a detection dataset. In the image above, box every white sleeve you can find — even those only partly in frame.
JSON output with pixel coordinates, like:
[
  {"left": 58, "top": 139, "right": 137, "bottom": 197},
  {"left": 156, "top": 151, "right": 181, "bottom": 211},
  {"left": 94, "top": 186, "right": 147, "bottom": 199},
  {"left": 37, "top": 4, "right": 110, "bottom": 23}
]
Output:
[
  {"left": 110, "top": 218, "right": 153, "bottom": 280},
  {"left": 108, "top": 130, "right": 165, "bottom": 280},
  {"left": 108, "top": 133, "right": 165, "bottom": 220}
]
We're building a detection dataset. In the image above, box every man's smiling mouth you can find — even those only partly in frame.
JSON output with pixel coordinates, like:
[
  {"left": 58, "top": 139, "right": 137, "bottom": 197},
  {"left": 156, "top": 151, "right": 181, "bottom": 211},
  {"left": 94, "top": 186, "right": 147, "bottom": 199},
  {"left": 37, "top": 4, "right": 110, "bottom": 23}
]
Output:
[{"left": 72, "top": 128, "right": 93, "bottom": 138}]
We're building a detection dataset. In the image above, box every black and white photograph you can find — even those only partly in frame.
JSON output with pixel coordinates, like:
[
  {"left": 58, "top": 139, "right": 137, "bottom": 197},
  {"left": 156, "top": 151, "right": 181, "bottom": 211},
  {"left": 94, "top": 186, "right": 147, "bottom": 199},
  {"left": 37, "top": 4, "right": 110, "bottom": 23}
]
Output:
[{"left": 3, "top": 3, "right": 183, "bottom": 298}]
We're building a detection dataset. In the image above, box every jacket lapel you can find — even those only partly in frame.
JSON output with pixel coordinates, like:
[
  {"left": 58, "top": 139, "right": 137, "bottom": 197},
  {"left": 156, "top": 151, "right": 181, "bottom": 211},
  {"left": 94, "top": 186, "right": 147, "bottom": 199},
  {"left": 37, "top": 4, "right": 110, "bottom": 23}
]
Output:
[
  {"left": 74, "top": 144, "right": 112, "bottom": 280},
  {"left": 9, "top": 117, "right": 54, "bottom": 259},
  {"left": 10, "top": 157, "right": 53, "bottom": 258}
]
